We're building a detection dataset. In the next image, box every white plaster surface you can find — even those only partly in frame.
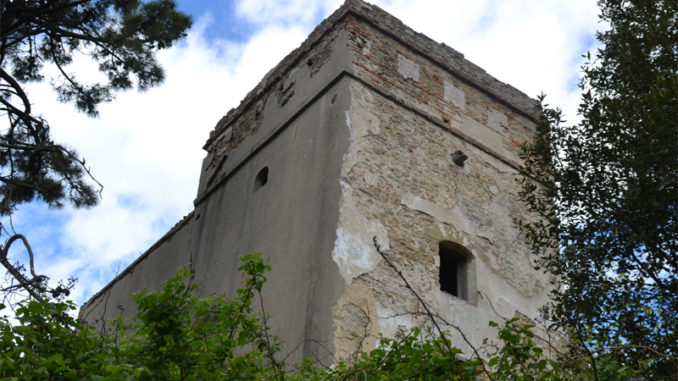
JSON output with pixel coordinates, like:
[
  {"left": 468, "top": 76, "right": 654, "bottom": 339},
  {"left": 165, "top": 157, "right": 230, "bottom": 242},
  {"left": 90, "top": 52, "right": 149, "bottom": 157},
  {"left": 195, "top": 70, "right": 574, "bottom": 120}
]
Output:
[
  {"left": 488, "top": 108, "right": 508, "bottom": 131},
  {"left": 444, "top": 81, "right": 466, "bottom": 110},
  {"left": 399, "top": 193, "right": 501, "bottom": 241},
  {"left": 331, "top": 109, "right": 390, "bottom": 284},
  {"left": 376, "top": 304, "right": 419, "bottom": 339},
  {"left": 221, "top": 126, "right": 233, "bottom": 142},
  {"left": 397, "top": 54, "right": 420, "bottom": 81}
]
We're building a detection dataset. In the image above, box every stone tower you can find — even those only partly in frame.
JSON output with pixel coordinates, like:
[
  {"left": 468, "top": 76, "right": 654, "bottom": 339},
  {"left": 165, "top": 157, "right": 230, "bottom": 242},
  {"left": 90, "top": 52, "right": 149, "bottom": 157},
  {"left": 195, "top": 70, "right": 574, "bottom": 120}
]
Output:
[{"left": 81, "top": 0, "right": 553, "bottom": 365}]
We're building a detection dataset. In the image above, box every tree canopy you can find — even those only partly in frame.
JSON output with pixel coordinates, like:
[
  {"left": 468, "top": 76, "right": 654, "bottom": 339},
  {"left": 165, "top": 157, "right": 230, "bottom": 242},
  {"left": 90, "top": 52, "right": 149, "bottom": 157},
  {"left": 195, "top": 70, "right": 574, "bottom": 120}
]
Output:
[
  {"left": 0, "top": 0, "right": 191, "bottom": 215},
  {"left": 0, "top": 0, "right": 191, "bottom": 297},
  {"left": 518, "top": 0, "right": 677, "bottom": 378}
]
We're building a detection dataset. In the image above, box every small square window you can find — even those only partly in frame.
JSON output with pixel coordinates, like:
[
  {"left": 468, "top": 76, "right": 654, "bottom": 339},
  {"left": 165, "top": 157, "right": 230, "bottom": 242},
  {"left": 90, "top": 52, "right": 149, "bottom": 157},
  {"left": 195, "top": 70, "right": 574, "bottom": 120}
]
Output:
[{"left": 254, "top": 167, "right": 268, "bottom": 192}]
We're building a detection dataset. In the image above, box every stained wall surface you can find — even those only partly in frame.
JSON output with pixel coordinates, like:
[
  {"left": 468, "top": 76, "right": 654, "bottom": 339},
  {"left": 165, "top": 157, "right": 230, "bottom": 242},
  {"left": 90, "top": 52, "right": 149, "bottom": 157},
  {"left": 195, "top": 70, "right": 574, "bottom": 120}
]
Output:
[
  {"left": 328, "top": 13, "right": 553, "bottom": 360},
  {"left": 81, "top": 80, "right": 353, "bottom": 365},
  {"left": 80, "top": 0, "right": 553, "bottom": 365},
  {"left": 331, "top": 78, "right": 551, "bottom": 359}
]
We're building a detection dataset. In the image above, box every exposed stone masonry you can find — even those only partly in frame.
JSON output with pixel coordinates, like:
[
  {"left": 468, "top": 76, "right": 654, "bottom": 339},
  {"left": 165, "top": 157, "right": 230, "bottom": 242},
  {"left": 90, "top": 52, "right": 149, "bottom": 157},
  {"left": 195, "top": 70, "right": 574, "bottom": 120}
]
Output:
[{"left": 81, "top": 0, "right": 554, "bottom": 365}]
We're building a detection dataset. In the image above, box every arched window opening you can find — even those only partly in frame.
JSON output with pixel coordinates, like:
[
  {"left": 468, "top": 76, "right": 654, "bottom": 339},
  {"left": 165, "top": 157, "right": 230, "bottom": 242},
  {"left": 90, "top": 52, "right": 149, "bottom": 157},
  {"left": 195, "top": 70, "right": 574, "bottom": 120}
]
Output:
[
  {"left": 254, "top": 167, "right": 268, "bottom": 192},
  {"left": 439, "top": 241, "right": 473, "bottom": 301}
]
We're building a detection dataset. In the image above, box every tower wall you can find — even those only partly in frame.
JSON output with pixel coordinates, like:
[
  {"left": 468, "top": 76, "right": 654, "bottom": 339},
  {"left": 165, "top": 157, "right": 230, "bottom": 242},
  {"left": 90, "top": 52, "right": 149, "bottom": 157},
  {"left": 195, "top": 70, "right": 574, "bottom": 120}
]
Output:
[
  {"left": 328, "top": 12, "right": 552, "bottom": 359},
  {"left": 80, "top": 0, "right": 553, "bottom": 366},
  {"left": 81, "top": 77, "right": 354, "bottom": 365}
]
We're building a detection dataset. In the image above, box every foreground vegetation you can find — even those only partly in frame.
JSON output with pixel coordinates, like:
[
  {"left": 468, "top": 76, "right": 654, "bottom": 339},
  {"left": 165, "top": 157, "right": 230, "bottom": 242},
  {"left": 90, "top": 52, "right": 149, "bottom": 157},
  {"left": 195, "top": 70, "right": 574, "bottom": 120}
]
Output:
[{"left": 1, "top": 254, "right": 639, "bottom": 380}]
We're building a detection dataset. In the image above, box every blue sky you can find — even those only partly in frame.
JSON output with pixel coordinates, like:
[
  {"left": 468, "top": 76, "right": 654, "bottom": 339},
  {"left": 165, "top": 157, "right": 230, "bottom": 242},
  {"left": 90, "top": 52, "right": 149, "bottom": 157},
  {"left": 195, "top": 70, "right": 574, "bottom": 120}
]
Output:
[
  {"left": 2, "top": 0, "right": 601, "bottom": 310},
  {"left": 176, "top": 0, "right": 255, "bottom": 42}
]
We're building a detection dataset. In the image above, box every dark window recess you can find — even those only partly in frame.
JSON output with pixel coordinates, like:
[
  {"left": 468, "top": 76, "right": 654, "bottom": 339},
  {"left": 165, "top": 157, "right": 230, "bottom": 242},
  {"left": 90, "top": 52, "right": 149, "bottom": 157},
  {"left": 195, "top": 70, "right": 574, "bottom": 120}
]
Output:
[
  {"left": 439, "top": 241, "right": 471, "bottom": 300},
  {"left": 439, "top": 254, "right": 460, "bottom": 295},
  {"left": 254, "top": 167, "right": 268, "bottom": 191}
]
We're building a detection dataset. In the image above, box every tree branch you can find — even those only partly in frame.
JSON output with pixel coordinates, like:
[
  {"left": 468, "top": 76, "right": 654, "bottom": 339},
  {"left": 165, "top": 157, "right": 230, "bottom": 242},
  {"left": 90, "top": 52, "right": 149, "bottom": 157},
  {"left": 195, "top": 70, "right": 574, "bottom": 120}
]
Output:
[
  {"left": 0, "top": 1, "right": 89, "bottom": 41},
  {"left": 0, "top": 233, "right": 44, "bottom": 301},
  {"left": 0, "top": 67, "right": 31, "bottom": 115},
  {"left": 372, "top": 236, "right": 494, "bottom": 380}
]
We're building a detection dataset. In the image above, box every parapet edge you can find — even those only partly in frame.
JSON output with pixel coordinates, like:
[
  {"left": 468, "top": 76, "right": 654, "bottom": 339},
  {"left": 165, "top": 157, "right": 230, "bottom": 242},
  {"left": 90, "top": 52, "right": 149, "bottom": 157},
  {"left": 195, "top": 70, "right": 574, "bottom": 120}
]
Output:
[
  {"left": 205, "top": 0, "right": 540, "bottom": 150},
  {"left": 79, "top": 211, "right": 195, "bottom": 314}
]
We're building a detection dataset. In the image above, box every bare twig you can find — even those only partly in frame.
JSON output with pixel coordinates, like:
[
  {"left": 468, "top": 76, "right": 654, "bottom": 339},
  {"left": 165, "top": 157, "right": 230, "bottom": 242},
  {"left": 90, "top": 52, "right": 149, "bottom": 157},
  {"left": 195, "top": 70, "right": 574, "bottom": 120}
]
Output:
[
  {"left": 573, "top": 324, "right": 599, "bottom": 381},
  {"left": 0, "top": 233, "right": 45, "bottom": 301},
  {"left": 281, "top": 337, "right": 334, "bottom": 368},
  {"left": 257, "top": 287, "right": 284, "bottom": 380},
  {"left": 372, "top": 236, "right": 494, "bottom": 381}
]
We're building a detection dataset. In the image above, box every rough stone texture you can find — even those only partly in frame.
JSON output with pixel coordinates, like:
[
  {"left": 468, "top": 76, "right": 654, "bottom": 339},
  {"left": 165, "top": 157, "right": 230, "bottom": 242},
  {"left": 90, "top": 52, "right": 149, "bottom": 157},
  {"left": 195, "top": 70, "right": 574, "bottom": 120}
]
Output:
[
  {"left": 346, "top": 17, "right": 536, "bottom": 167},
  {"left": 80, "top": 0, "right": 555, "bottom": 366},
  {"left": 331, "top": 79, "right": 551, "bottom": 359}
]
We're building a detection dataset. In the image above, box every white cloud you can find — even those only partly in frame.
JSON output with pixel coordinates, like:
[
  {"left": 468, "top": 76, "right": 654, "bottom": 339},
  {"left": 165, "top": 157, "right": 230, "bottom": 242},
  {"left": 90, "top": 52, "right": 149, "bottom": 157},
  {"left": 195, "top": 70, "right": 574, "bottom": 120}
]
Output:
[
  {"left": 6, "top": 12, "right": 318, "bottom": 306},
  {"left": 235, "top": 0, "right": 342, "bottom": 26},
  {"left": 3, "top": 1, "right": 601, "bottom": 308},
  {"left": 369, "top": 0, "right": 599, "bottom": 120}
]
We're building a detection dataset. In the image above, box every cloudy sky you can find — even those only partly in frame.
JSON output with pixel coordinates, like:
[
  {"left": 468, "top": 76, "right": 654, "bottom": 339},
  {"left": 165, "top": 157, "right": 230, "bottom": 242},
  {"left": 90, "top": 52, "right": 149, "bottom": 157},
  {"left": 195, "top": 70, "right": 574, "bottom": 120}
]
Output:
[{"left": 4, "top": 0, "right": 601, "bottom": 309}]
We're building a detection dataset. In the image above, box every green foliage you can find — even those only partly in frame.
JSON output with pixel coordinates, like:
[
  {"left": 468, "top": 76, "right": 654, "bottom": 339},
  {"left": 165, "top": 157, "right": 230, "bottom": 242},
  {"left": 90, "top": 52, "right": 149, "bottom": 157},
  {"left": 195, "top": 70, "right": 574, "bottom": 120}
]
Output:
[
  {"left": 0, "top": 0, "right": 191, "bottom": 216},
  {"left": 323, "top": 326, "right": 480, "bottom": 380},
  {"left": 517, "top": 0, "right": 677, "bottom": 378},
  {"left": 486, "top": 319, "right": 636, "bottom": 381},
  {"left": 117, "top": 253, "right": 282, "bottom": 380},
  {"left": 0, "top": 253, "right": 280, "bottom": 380},
  {"left": 488, "top": 319, "right": 551, "bottom": 380},
  {"left": 302, "top": 319, "right": 636, "bottom": 381},
  {"left": 0, "top": 298, "right": 131, "bottom": 378},
  {"left": 0, "top": 255, "right": 635, "bottom": 380}
]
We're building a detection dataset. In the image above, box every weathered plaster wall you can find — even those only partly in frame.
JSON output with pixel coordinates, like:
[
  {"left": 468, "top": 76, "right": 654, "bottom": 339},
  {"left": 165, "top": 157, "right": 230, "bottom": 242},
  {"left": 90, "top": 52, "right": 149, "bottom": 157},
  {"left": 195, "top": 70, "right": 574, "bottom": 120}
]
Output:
[
  {"left": 81, "top": 0, "right": 554, "bottom": 366},
  {"left": 328, "top": 16, "right": 552, "bottom": 360},
  {"left": 81, "top": 12, "right": 359, "bottom": 364},
  {"left": 196, "top": 22, "right": 352, "bottom": 202},
  {"left": 81, "top": 76, "right": 354, "bottom": 365},
  {"left": 330, "top": 80, "right": 552, "bottom": 360},
  {"left": 187, "top": 79, "right": 351, "bottom": 364},
  {"left": 345, "top": 15, "right": 538, "bottom": 168}
]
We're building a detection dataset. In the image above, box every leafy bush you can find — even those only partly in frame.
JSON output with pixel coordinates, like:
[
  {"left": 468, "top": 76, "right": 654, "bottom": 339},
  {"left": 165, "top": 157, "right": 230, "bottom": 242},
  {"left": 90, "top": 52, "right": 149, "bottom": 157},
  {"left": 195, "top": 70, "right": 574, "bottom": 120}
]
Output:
[
  {"left": 0, "top": 254, "right": 637, "bottom": 380},
  {"left": 0, "top": 253, "right": 281, "bottom": 380}
]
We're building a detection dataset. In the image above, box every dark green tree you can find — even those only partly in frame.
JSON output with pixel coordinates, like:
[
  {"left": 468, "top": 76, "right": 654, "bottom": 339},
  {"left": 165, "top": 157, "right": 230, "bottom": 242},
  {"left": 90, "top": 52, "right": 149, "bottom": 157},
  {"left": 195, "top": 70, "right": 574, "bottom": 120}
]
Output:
[
  {"left": 518, "top": 0, "right": 677, "bottom": 378},
  {"left": 0, "top": 0, "right": 191, "bottom": 297}
]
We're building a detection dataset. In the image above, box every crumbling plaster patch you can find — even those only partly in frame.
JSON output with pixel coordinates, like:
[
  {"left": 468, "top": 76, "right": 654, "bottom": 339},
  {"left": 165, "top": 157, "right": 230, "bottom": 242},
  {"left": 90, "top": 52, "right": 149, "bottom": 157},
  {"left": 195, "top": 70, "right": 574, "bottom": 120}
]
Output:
[
  {"left": 331, "top": 105, "right": 390, "bottom": 285},
  {"left": 332, "top": 181, "right": 389, "bottom": 283},
  {"left": 400, "top": 193, "right": 473, "bottom": 240},
  {"left": 329, "top": 79, "right": 553, "bottom": 359},
  {"left": 488, "top": 108, "right": 509, "bottom": 132},
  {"left": 332, "top": 283, "right": 380, "bottom": 362}
]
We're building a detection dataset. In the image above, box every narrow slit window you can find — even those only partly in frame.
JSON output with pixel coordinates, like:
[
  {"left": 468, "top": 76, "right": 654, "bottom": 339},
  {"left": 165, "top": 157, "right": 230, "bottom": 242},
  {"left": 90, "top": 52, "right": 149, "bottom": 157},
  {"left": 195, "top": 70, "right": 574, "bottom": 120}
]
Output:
[
  {"left": 439, "top": 241, "right": 472, "bottom": 301},
  {"left": 254, "top": 167, "right": 268, "bottom": 192}
]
